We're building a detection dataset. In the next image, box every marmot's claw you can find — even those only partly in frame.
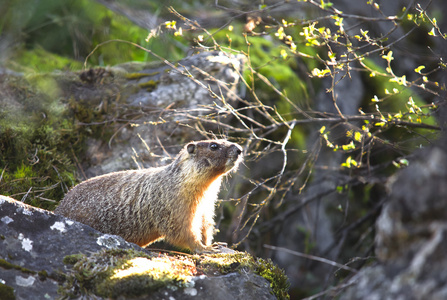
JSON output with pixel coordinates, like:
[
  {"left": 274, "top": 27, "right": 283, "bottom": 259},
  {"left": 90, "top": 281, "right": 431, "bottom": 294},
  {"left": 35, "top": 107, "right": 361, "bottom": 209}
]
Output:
[
  {"left": 196, "top": 247, "right": 219, "bottom": 254},
  {"left": 200, "top": 242, "right": 235, "bottom": 254},
  {"left": 195, "top": 242, "right": 229, "bottom": 254}
]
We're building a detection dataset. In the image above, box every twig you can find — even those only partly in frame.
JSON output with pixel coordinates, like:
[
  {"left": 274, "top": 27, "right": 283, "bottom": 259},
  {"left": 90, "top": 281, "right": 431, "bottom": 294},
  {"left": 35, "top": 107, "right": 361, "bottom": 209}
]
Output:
[
  {"left": 301, "top": 279, "right": 357, "bottom": 300},
  {"left": 0, "top": 166, "right": 6, "bottom": 184},
  {"left": 264, "top": 244, "right": 358, "bottom": 273}
]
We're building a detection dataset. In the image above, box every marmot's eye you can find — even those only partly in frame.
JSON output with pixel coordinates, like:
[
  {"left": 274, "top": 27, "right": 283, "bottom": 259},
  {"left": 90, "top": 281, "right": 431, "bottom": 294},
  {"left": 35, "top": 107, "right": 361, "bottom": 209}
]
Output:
[{"left": 210, "top": 143, "right": 219, "bottom": 150}]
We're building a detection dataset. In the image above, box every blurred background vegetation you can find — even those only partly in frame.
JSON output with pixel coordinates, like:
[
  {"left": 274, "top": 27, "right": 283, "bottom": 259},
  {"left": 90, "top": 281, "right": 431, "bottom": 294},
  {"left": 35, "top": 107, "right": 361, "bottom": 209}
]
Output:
[{"left": 1, "top": 0, "right": 446, "bottom": 298}]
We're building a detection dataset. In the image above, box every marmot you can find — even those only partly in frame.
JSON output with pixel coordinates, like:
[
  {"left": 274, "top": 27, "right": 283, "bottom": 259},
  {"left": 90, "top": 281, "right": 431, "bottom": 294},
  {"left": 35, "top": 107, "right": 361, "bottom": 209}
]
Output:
[{"left": 55, "top": 139, "right": 243, "bottom": 253}]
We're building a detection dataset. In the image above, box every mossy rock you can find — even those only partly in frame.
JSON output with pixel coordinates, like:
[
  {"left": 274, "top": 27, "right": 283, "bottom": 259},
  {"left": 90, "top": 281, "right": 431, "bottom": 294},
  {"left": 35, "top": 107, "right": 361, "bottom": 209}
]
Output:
[
  {"left": 0, "top": 75, "right": 80, "bottom": 210},
  {"left": 59, "top": 248, "right": 290, "bottom": 299},
  {"left": 0, "top": 282, "right": 15, "bottom": 300}
]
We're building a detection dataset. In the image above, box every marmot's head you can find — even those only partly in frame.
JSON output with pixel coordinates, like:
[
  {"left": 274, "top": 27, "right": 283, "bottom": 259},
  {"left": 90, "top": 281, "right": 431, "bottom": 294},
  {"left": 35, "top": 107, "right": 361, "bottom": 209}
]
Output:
[{"left": 179, "top": 140, "right": 243, "bottom": 180}]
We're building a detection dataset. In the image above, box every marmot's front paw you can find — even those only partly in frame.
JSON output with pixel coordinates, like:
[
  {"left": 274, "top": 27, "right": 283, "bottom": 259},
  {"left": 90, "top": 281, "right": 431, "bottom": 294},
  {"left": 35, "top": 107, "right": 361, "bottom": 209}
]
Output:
[
  {"left": 212, "top": 242, "right": 228, "bottom": 248},
  {"left": 208, "top": 242, "right": 235, "bottom": 254},
  {"left": 194, "top": 242, "right": 236, "bottom": 254}
]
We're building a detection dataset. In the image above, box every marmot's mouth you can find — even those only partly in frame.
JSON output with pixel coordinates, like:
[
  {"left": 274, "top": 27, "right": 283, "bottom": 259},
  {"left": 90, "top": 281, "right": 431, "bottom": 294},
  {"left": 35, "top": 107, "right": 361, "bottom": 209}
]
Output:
[{"left": 224, "top": 153, "right": 243, "bottom": 173}]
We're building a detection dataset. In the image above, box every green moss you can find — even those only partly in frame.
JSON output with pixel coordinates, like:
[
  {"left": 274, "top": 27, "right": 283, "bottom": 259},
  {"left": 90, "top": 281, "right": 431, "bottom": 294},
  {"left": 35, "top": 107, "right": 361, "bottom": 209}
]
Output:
[
  {"left": 0, "top": 258, "right": 36, "bottom": 275},
  {"left": 37, "top": 270, "right": 48, "bottom": 280},
  {"left": 12, "top": 47, "right": 83, "bottom": 73},
  {"left": 0, "top": 71, "right": 119, "bottom": 209},
  {"left": 194, "top": 252, "right": 253, "bottom": 274},
  {"left": 59, "top": 249, "right": 197, "bottom": 298},
  {"left": 255, "top": 258, "right": 290, "bottom": 300},
  {"left": 3, "top": 0, "right": 188, "bottom": 73},
  {"left": 68, "top": 98, "right": 98, "bottom": 124},
  {"left": 58, "top": 249, "right": 289, "bottom": 299},
  {"left": 62, "top": 254, "right": 85, "bottom": 265},
  {"left": 138, "top": 80, "right": 160, "bottom": 92},
  {"left": 0, "top": 112, "right": 79, "bottom": 210},
  {"left": 58, "top": 249, "right": 290, "bottom": 299},
  {"left": 125, "top": 72, "right": 161, "bottom": 80},
  {"left": 195, "top": 252, "right": 290, "bottom": 300},
  {"left": 0, "top": 282, "right": 15, "bottom": 300}
]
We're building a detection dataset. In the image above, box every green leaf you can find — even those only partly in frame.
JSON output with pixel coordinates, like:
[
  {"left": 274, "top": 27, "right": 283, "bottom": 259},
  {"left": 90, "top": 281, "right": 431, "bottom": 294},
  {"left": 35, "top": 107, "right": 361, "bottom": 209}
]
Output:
[
  {"left": 393, "top": 158, "right": 409, "bottom": 168},
  {"left": 381, "top": 51, "right": 394, "bottom": 62},
  {"left": 342, "top": 141, "right": 355, "bottom": 151},
  {"left": 389, "top": 75, "right": 407, "bottom": 86},
  {"left": 321, "top": 0, "right": 333, "bottom": 9},
  {"left": 414, "top": 65, "right": 425, "bottom": 73},
  {"left": 319, "top": 126, "right": 326, "bottom": 134},
  {"left": 341, "top": 156, "right": 358, "bottom": 168}
]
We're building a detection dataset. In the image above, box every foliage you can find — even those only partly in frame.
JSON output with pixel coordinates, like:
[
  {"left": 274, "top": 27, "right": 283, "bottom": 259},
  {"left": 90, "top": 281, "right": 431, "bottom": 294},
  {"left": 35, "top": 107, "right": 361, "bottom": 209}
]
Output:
[
  {"left": 0, "top": 75, "right": 79, "bottom": 210},
  {"left": 155, "top": 1, "right": 445, "bottom": 297},
  {"left": 1, "top": 0, "right": 446, "bottom": 298},
  {"left": 59, "top": 249, "right": 289, "bottom": 299},
  {"left": 59, "top": 248, "right": 199, "bottom": 298},
  {"left": 255, "top": 257, "right": 291, "bottom": 300},
  {"left": 166, "top": 0, "right": 444, "bottom": 229},
  {"left": 0, "top": 0, "right": 185, "bottom": 70},
  {"left": 12, "top": 46, "right": 83, "bottom": 72},
  {"left": 0, "top": 283, "right": 15, "bottom": 300}
]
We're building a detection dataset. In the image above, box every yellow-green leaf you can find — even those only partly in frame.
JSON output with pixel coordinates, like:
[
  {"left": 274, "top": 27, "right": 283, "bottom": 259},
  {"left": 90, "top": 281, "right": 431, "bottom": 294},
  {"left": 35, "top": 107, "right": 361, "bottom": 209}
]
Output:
[
  {"left": 341, "top": 156, "right": 358, "bottom": 168},
  {"left": 382, "top": 50, "right": 394, "bottom": 62},
  {"left": 342, "top": 141, "right": 355, "bottom": 151},
  {"left": 414, "top": 65, "right": 425, "bottom": 73},
  {"left": 319, "top": 126, "right": 326, "bottom": 134}
]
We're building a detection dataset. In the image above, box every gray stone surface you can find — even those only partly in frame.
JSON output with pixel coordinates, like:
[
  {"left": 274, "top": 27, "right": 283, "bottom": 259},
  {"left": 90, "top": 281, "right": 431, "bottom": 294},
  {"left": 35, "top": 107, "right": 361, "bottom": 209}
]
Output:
[
  {"left": 119, "top": 272, "right": 276, "bottom": 300},
  {"left": 341, "top": 140, "right": 447, "bottom": 300},
  {"left": 0, "top": 195, "right": 142, "bottom": 300},
  {"left": 0, "top": 195, "right": 277, "bottom": 299},
  {"left": 80, "top": 51, "right": 246, "bottom": 178}
]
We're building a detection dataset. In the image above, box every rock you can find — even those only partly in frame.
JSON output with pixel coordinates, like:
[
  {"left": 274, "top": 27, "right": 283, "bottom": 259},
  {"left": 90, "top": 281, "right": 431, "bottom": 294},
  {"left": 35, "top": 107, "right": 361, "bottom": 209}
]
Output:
[
  {"left": 72, "top": 50, "right": 246, "bottom": 178},
  {"left": 125, "top": 50, "right": 244, "bottom": 107},
  {"left": 340, "top": 141, "right": 447, "bottom": 300},
  {"left": 0, "top": 196, "right": 283, "bottom": 299},
  {"left": 0, "top": 50, "right": 246, "bottom": 207},
  {"left": 0, "top": 195, "right": 143, "bottom": 300}
]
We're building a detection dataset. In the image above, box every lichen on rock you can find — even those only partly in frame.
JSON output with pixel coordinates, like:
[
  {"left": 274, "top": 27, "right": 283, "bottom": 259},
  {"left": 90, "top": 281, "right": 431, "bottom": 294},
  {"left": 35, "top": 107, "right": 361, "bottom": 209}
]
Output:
[
  {"left": 59, "top": 248, "right": 288, "bottom": 299},
  {"left": 1, "top": 195, "right": 288, "bottom": 299}
]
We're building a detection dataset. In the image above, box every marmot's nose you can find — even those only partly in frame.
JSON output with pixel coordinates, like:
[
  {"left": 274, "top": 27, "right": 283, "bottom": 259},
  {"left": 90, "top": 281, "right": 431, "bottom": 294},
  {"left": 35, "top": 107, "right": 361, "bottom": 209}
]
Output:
[{"left": 230, "top": 144, "right": 242, "bottom": 156}]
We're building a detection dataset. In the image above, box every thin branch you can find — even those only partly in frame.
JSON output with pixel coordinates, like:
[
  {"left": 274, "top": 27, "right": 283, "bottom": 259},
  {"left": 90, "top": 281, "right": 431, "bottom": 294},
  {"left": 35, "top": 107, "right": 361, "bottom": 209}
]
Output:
[{"left": 264, "top": 244, "right": 358, "bottom": 273}]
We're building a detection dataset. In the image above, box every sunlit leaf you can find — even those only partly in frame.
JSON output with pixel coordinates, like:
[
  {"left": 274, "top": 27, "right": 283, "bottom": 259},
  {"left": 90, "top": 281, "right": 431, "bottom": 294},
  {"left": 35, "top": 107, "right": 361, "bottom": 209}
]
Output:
[
  {"left": 414, "top": 65, "right": 425, "bottom": 73},
  {"left": 381, "top": 50, "right": 394, "bottom": 62}
]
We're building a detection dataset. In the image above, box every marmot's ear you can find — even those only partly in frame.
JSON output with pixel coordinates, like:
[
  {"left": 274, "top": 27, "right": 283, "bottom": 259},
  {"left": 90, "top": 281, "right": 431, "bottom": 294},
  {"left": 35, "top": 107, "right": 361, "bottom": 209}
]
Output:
[{"left": 186, "top": 143, "right": 196, "bottom": 154}]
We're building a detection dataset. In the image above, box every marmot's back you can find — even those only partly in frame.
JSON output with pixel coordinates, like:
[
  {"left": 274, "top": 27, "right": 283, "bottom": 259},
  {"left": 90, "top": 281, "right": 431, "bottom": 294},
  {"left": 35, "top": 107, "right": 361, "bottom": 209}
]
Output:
[{"left": 55, "top": 140, "right": 243, "bottom": 253}]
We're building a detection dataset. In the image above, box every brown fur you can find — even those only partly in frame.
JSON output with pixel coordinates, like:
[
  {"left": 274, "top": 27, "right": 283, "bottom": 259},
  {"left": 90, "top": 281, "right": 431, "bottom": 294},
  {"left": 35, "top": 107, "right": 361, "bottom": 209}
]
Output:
[{"left": 55, "top": 140, "right": 243, "bottom": 253}]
